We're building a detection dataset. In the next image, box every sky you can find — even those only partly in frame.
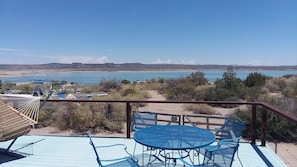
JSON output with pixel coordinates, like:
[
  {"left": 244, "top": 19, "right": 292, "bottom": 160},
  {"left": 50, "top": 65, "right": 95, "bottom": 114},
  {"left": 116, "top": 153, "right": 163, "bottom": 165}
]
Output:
[{"left": 0, "top": 0, "right": 297, "bottom": 66}]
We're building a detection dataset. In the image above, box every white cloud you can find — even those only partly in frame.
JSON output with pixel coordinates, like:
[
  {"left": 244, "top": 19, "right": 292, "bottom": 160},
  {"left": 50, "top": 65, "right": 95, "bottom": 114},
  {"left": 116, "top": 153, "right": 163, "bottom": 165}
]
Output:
[
  {"left": 0, "top": 48, "right": 21, "bottom": 52},
  {"left": 47, "top": 55, "right": 110, "bottom": 64},
  {"left": 153, "top": 58, "right": 172, "bottom": 64},
  {"left": 152, "top": 58, "right": 196, "bottom": 64},
  {"left": 247, "top": 60, "right": 262, "bottom": 66},
  {"left": 181, "top": 59, "right": 195, "bottom": 65}
]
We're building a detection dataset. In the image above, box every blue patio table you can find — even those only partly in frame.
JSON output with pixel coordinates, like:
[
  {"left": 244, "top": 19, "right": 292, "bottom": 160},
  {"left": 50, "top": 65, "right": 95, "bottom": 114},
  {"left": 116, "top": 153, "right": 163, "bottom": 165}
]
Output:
[{"left": 133, "top": 125, "right": 216, "bottom": 166}]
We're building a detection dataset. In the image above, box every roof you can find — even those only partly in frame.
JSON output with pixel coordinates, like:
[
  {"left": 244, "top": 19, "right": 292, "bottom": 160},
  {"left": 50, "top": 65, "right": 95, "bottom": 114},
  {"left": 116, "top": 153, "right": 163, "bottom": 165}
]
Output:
[{"left": 0, "top": 135, "right": 287, "bottom": 167}]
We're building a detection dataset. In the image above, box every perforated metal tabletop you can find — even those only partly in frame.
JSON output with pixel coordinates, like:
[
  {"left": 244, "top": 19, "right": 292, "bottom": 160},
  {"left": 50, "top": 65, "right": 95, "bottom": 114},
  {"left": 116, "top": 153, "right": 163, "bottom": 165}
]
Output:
[{"left": 134, "top": 125, "right": 216, "bottom": 150}]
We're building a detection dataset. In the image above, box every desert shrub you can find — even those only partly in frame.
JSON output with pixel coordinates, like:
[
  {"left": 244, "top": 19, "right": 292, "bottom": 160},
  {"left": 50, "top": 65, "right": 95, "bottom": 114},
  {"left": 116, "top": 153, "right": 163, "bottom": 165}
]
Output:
[
  {"left": 282, "top": 81, "right": 297, "bottom": 98},
  {"left": 283, "top": 74, "right": 294, "bottom": 79},
  {"left": 159, "top": 72, "right": 209, "bottom": 101},
  {"left": 17, "top": 84, "right": 33, "bottom": 92},
  {"left": 265, "top": 77, "right": 287, "bottom": 92},
  {"left": 164, "top": 84, "right": 195, "bottom": 100},
  {"left": 36, "top": 102, "right": 60, "bottom": 127},
  {"left": 0, "top": 82, "right": 16, "bottom": 93},
  {"left": 246, "top": 86, "right": 270, "bottom": 101},
  {"left": 99, "top": 78, "right": 121, "bottom": 92},
  {"left": 121, "top": 88, "right": 136, "bottom": 96},
  {"left": 81, "top": 85, "right": 100, "bottom": 93},
  {"left": 161, "top": 77, "right": 197, "bottom": 100},
  {"left": 185, "top": 104, "right": 217, "bottom": 115},
  {"left": 244, "top": 72, "right": 269, "bottom": 87},
  {"left": 193, "top": 85, "right": 214, "bottom": 100},
  {"left": 234, "top": 108, "right": 297, "bottom": 142},
  {"left": 186, "top": 71, "right": 209, "bottom": 86},
  {"left": 37, "top": 110, "right": 51, "bottom": 127},
  {"left": 121, "top": 79, "right": 131, "bottom": 84},
  {"left": 38, "top": 101, "right": 126, "bottom": 133},
  {"left": 142, "top": 80, "right": 162, "bottom": 90}
]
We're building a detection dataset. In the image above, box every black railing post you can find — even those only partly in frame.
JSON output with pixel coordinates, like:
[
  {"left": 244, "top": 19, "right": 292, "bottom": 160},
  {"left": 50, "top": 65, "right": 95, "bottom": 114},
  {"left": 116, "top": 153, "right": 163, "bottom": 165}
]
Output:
[
  {"left": 251, "top": 104, "right": 257, "bottom": 145},
  {"left": 126, "top": 102, "right": 131, "bottom": 138},
  {"left": 261, "top": 106, "right": 267, "bottom": 146}
]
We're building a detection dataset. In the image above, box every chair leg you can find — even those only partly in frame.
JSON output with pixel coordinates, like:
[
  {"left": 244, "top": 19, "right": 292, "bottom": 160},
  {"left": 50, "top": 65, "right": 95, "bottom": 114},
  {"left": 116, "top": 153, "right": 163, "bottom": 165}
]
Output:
[
  {"left": 237, "top": 150, "right": 243, "bottom": 167},
  {"left": 6, "top": 138, "right": 18, "bottom": 152}
]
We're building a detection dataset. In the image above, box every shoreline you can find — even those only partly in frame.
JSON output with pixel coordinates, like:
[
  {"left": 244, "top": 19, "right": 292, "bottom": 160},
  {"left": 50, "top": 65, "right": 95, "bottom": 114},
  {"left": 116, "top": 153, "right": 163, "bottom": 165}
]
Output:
[{"left": 1, "top": 68, "right": 297, "bottom": 78}]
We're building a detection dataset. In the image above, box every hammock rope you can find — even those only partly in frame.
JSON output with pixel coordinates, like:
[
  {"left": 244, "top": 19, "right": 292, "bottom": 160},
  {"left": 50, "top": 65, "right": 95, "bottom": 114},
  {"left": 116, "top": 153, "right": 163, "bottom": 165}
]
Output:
[
  {"left": 0, "top": 94, "right": 40, "bottom": 124},
  {"left": 0, "top": 100, "right": 31, "bottom": 142}
]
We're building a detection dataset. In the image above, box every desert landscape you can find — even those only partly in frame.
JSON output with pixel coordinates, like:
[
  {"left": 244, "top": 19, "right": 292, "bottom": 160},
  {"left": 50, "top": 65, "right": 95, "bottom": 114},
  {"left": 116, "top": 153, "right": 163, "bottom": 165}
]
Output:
[{"left": 28, "top": 90, "right": 296, "bottom": 167}]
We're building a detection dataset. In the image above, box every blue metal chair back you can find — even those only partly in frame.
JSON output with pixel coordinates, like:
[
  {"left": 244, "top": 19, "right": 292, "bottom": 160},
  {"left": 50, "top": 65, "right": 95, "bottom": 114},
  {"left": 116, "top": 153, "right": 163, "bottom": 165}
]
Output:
[
  {"left": 219, "top": 116, "right": 245, "bottom": 141},
  {"left": 203, "top": 142, "right": 239, "bottom": 167},
  {"left": 133, "top": 111, "right": 157, "bottom": 131}
]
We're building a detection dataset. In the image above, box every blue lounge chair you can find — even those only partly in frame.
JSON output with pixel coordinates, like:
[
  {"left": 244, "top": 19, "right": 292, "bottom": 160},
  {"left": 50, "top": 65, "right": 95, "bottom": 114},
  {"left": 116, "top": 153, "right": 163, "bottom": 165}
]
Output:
[{"left": 86, "top": 132, "right": 140, "bottom": 167}]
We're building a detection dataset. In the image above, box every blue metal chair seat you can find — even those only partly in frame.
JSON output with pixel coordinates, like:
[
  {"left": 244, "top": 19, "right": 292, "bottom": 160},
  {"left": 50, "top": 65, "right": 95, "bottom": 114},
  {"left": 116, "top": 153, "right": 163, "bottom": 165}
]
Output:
[
  {"left": 87, "top": 132, "right": 140, "bottom": 167},
  {"left": 179, "top": 140, "right": 240, "bottom": 167}
]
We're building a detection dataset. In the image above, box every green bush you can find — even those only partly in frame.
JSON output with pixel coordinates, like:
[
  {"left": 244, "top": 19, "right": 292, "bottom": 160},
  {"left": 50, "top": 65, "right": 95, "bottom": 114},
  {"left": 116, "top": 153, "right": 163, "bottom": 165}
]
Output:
[
  {"left": 186, "top": 71, "right": 209, "bottom": 86},
  {"left": 121, "top": 79, "right": 131, "bottom": 84},
  {"left": 244, "top": 72, "right": 269, "bottom": 87}
]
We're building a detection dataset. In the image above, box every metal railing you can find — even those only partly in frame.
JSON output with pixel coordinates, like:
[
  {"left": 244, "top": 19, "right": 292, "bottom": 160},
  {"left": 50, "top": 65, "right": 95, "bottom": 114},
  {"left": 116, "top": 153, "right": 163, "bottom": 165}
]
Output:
[{"left": 41, "top": 99, "right": 297, "bottom": 147}]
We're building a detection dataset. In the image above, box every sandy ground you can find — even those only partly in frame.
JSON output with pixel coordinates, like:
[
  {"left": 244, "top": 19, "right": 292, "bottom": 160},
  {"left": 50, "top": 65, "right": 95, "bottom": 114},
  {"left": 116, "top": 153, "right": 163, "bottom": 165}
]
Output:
[
  {"left": 28, "top": 90, "right": 297, "bottom": 167},
  {"left": 0, "top": 70, "right": 47, "bottom": 78}
]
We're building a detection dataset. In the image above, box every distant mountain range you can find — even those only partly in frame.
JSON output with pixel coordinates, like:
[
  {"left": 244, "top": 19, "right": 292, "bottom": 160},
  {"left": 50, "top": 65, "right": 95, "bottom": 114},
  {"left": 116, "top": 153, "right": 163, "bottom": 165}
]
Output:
[{"left": 0, "top": 63, "right": 297, "bottom": 71}]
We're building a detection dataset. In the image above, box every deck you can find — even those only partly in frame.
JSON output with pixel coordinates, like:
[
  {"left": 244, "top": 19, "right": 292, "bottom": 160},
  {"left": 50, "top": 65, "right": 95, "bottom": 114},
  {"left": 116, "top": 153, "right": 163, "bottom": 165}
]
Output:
[{"left": 0, "top": 135, "right": 287, "bottom": 167}]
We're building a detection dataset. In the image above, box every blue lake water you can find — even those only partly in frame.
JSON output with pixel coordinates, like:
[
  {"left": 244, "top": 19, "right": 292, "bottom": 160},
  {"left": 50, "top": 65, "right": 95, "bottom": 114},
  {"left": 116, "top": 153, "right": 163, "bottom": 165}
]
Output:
[{"left": 1, "top": 70, "right": 297, "bottom": 84}]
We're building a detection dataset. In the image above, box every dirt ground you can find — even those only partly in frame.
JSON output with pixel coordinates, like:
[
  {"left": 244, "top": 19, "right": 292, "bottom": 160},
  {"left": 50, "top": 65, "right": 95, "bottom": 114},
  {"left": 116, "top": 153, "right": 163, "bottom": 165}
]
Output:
[{"left": 29, "top": 90, "right": 296, "bottom": 166}]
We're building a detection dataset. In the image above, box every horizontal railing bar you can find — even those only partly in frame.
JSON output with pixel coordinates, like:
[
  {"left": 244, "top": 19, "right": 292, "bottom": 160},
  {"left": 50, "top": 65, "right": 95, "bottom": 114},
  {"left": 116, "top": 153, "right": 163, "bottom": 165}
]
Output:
[
  {"left": 42, "top": 99, "right": 260, "bottom": 105},
  {"left": 260, "top": 102, "right": 297, "bottom": 122}
]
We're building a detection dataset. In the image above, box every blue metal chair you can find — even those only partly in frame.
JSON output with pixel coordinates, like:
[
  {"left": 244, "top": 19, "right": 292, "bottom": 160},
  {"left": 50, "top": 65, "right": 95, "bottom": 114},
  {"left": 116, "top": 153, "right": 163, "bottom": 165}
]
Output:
[
  {"left": 179, "top": 139, "right": 240, "bottom": 167},
  {"left": 86, "top": 132, "right": 140, "bottom": 167},
  {"left": 201, "top": 116, "right": 245, "bottom": 166},
  {"left": 132, "top": 111, "right": 160, "bottom": 164},
  {"left": 188, "top": 116, "right": 245, "bottom": 166},
  {"left": 215, "top": 116, "right": 245, "bottom": 141},
  {"left": 132, "top": 111, "right": 157, "bottom": 131}
]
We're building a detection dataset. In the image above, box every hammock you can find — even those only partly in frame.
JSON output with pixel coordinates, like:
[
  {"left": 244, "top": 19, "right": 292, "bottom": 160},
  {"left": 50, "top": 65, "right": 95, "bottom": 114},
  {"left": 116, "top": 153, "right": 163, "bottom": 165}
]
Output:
[
  {"left": 0, "top": 94, "right": 41, "bottom": 156},
  {"left": 0, "top": 94, "right": 40, "bottom": 124},
  {"left": 0, "top": 100, "right": 31, "bottom": 142}
]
